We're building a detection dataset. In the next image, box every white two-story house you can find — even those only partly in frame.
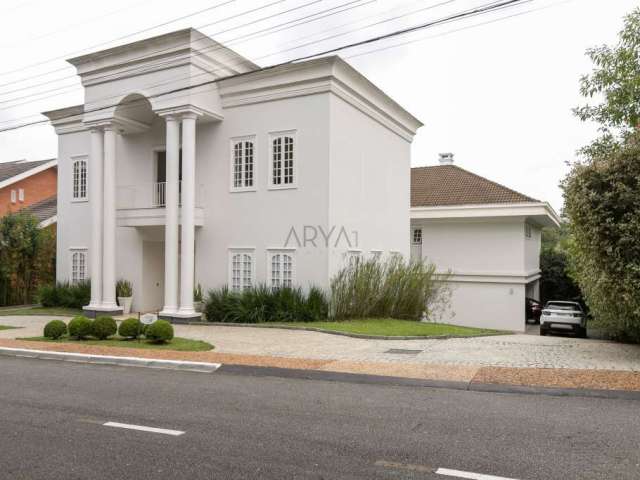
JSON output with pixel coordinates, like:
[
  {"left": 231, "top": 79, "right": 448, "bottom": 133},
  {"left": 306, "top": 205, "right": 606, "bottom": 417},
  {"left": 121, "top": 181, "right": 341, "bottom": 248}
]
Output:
[{"left": 43, "top": 28, "right": 422, "bottom": 321}]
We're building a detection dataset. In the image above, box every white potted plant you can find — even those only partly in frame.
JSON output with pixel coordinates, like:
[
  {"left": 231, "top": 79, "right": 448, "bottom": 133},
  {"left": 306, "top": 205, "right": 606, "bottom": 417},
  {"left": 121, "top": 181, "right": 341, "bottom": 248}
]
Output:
[
  {"left": 194, "top": 283, "right": 204, "bottom": 313},
  {"left": 116, "top": 279, "right": 133, "bottom": 315}
]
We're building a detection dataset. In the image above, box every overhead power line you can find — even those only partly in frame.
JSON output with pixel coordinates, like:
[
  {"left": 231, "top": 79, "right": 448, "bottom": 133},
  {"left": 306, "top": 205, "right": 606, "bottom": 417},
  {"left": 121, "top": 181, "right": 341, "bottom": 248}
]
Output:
[
  {"left": 0, "top": 0, "right": 444, "bottom": 107},
  {"left": 0, "top": 0, "right": 532, "bottom": 134}
]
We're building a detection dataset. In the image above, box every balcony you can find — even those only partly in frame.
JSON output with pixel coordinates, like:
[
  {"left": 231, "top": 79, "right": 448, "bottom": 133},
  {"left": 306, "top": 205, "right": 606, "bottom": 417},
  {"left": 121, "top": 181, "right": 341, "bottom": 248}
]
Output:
[{"left": 116, "top": 182, "right": 205, "bottom": 227}]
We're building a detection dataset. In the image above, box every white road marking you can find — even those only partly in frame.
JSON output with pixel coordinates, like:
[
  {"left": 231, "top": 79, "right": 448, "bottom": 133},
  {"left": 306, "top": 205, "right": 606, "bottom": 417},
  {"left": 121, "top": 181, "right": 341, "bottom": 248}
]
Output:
[
  {"left": 103, "top": 422, "right": 185, "bottom": 436},
  {"left": 436, "top": 467, "right": 520, "bottom": 480}
]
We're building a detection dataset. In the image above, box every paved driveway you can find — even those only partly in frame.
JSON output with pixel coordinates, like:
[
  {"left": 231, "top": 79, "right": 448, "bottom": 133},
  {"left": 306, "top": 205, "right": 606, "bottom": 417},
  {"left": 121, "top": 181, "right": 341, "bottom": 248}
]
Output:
[{"left": 2, "top": 316, "right": 640, "bottom": 371}]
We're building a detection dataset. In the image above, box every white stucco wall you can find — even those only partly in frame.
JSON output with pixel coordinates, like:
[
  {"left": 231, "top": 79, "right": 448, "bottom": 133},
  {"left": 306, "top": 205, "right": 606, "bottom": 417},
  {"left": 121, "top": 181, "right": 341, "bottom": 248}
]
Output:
[
  {"left": 328, "top": 94, "right": 411, "bottom": 277},
  {"left": 56, "top": 91, "right": 414, "bottom": 311},
  {"left": 411, "top": 217, "right": 538, "bottom": 332}
]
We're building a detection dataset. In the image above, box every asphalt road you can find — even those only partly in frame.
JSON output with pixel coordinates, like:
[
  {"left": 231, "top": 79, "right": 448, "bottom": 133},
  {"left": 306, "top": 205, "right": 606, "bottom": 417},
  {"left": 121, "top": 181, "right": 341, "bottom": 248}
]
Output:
[{"left": 1, "top": 357, "right": 639, "bottom": 480}]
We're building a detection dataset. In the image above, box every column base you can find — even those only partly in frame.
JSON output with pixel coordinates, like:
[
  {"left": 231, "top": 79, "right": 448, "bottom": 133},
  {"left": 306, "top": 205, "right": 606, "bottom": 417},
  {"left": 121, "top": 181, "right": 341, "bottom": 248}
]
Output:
[
  {"left": 158, "top": 310, "right": 203, "bottom": 324},
  {"left": 82, "top": 305, "right": 124, "bottom": 319}
]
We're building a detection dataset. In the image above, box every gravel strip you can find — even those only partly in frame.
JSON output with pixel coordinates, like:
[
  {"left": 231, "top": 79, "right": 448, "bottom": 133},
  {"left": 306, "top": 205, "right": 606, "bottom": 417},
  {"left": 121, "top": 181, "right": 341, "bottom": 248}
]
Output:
[{"left": 473, "top": 366, "right": 640, "bottom": 391}]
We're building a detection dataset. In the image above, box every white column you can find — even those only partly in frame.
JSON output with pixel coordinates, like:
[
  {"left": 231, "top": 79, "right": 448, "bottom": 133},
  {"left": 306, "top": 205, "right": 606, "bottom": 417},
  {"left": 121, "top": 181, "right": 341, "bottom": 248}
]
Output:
[
  {"left": 102, "top": 124, "right": 119, "bottom": 310},
  {"left": 87, "top": 127, "right": 104, "bottom": 308},
  {"left": 161, "top": 115, "right": 180, "bottom": 315},
  {"left": 178, "top": 113, "right": 197, "bottom": 316}
]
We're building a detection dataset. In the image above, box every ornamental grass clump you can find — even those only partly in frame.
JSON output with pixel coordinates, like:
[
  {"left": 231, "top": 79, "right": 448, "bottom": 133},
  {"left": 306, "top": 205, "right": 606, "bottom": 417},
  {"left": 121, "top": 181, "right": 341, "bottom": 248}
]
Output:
[
  {"left": 204, "top": 284, "right": 329, "bottom": 323},
  {"left": 330, "top": 255, "right": 449, "bottom": 321}
]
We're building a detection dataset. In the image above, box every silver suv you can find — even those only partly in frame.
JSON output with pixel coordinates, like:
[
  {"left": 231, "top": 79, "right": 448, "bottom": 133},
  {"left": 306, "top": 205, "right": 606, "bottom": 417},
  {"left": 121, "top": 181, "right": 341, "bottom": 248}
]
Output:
[{"left": 540, "top": 301, "right": 587, "bottom": 338}]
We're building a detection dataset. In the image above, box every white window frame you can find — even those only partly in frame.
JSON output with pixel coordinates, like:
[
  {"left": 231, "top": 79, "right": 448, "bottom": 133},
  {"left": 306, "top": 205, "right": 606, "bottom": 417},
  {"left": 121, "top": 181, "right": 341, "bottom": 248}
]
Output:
[
  {"left": 412, "top": 228, "right": 423, "bottom": 245},
  {"left": 230, "top": 135, "right": 257, "bottom": 192},
  {"left": 18, "top": 188, "right": 24, "bottom": 202},
  {"left": 267, "top": 249, "right": 296, "bottom": 289},
  {"left": 269, "top": 130, "right": 297, "bottom": 190},
  {"left": 70, "top": 248, "right": 88, "bottom": 284},
  {"left": 71, "top": 155, "right": 88, "bottom": 202},
  {"left": 346, "top": 249, "right": 362, "bottom": 267},
  {"left": 10, "top": 189, "right": 16, "bottom": 203},
  {"left": 228, "top": 248, "right": 255, "bottom": 292}
]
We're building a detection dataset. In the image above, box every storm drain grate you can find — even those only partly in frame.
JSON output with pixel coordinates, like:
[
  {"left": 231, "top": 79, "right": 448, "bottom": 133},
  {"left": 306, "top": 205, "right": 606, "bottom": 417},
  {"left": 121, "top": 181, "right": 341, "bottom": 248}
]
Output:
[{"left": 385, "top": 349, "right": 422, "bottom": 355}]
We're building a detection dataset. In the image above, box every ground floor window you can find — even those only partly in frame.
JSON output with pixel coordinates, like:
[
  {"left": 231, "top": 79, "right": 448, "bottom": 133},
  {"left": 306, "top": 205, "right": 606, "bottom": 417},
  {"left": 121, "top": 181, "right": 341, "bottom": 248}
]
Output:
[
  {"left": 412, "top": 228, "right": 422, "bottom": 245},
  {"left": 268, "top": 250, "right": 295, "bottom": 288},
  {"left": 70, "top": 248, "right": 87, "bottom": 283},
  {"left": 229, "top": 249, "right": 254, "bottom": 291}
]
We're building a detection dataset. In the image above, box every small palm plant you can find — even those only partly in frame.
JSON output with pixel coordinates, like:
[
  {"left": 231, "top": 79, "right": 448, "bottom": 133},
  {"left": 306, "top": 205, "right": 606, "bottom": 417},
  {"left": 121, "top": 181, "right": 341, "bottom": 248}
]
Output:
[{"left": 116, "top": 279, "right": 133, "bottom": 314}]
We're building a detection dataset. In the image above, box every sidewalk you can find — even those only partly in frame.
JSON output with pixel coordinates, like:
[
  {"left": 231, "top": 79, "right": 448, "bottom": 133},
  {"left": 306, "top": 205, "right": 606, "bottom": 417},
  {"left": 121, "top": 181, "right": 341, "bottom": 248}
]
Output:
[
  {"left": 2, "top": 337, "right": 640, "bottom": 396},
  {"left": 2, "top": 316, "right": 640, "bottom": 395}
]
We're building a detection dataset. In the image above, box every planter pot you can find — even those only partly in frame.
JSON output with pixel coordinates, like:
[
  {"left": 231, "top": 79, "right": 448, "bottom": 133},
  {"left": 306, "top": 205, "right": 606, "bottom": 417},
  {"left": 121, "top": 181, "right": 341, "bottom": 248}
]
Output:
[
  {"left": 194, "top": 301, "right": 203, "bottom": 313},
  {"left": 118, "top": 296, "right": 133, "bottom": 315}
]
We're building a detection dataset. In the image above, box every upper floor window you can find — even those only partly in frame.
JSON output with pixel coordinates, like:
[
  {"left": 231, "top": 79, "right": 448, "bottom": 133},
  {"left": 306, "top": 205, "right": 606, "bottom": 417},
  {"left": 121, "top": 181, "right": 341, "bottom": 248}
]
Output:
[
  {"left": 230, "top": 137, "right": 255, "bottom": 191},
  {"left": 268, "top": 250, "right": 295, "bottom": 288},
  {"left": 72, "top": 158, "right": 87, "bottom": 201},
  {"left": 270, "top": 131, "right": 296, "bottom": 189},
  {"left": 70, "top": 249, "right": 87, "bottom": 283},
  {"left": 18, "top": 188, "right": 24, "bottom": 202},
  {"left": 10, "top": 189, "right": 16, "bottom": 203},
  {"left": 412, "top": 228, "right": 422, "bottom": 245},
  {"left": 229, "top": 249, "right": 254, "bottom": 291},
  {"left": 525, "top": 223, "right": 532, "bottom": 239}
]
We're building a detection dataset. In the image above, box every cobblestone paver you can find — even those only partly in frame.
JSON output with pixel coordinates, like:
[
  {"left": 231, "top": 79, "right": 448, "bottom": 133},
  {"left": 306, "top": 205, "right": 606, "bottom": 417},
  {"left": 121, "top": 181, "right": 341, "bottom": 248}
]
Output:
[{"left": 2, "top": 316, "right": 640, "bottom": 371}]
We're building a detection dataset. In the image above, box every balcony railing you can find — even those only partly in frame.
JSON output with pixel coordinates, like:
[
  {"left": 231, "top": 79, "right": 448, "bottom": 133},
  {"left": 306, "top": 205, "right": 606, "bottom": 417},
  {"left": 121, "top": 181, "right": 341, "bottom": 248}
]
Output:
[{"left": 117, "top": 182, "right": 202, "bottom": 210}]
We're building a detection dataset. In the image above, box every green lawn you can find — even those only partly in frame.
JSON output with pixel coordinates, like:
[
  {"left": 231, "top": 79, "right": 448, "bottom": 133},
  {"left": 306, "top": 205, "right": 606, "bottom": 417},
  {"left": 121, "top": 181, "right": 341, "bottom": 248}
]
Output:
[
  {"left": 19, "top": 336, "right": 214, "bottom": 352},
  {"left": 273, "top": 318, "right": 503, "bottom": 337},
  {"left": 0, "top": 325, "right": 18, "bottom": 331},
  {"left": 0, "top": 307, "right": 83, "bottom": 317}
]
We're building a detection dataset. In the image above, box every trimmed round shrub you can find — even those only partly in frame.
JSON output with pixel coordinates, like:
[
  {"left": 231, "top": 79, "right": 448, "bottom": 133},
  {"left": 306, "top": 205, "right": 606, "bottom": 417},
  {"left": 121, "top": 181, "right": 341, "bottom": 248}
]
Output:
[
  {"left": 43, "top": 320, "right": 67, "bottom": 340},
  {"left": 145, "top": 320, "right": 174, "bottom": 343},
  {"left": 118, "top": 318, "right": 142, "bottom": 339},
  {"left": 68, "top": 316, "right": 93, "bottom": 339},
  {"left": 92, "top": 316, "right": 117, "bottom": 340}
]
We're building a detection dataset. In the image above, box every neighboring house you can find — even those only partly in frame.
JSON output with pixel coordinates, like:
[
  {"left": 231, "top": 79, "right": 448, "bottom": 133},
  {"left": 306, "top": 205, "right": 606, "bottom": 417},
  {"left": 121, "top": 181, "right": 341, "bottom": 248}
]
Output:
[
  {"left": 0, "top": 159, "right": 57, "bottom": 226},
  {"left": 410, "top": 154, "right": 560, "bottom": 332},
  {"left": 42, "top": 28, "right": 422, "bottom": 319}
]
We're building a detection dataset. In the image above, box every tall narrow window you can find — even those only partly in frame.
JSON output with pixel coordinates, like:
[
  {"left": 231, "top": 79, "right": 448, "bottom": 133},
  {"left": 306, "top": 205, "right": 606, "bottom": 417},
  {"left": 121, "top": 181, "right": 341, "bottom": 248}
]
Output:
[
  {"left": 230, "top": 249, "right": 254, "bottom": 291},
  {"left": 269, "top": 250, "right": 295, "bottom": 288},
  {"left": 412, "top": 228, "right": 422, "bottom": 245},
  {"left": 70, "top": 249, "right": 87, "bottom": 283},
  {"left": 10, "top": 190, "right": 16, "bottom": 203},
  {"left": 270, "top": 131, "right": 296, "bottom": 188},
  {"left": 231, "top": 137, "right": 255, "bottom": 191},
  {"left": 72, "top": 158, "right": 87, "bottom": 200}
]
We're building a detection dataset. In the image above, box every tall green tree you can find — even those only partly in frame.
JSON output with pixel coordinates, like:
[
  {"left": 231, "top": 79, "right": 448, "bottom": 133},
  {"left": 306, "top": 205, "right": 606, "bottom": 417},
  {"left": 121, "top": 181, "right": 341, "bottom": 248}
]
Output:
[
  {"left": 563, "top": 8, "right": 640, "bottom": 341},
  {"left": 0, "top": 212, "right": 55, "bottom": 306}
]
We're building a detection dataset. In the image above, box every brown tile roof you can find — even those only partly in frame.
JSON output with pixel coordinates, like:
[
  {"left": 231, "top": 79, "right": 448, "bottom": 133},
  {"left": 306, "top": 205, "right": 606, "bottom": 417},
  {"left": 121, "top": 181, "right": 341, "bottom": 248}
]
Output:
[
  {"left": 22, "top": 195, "right": 57, "bottom": 223},
  {"left": 411, "top": 165, "right": 537, "bottom": 207},
  {"left": 0, "top": 159, "right": 55, "bottom": 184}
]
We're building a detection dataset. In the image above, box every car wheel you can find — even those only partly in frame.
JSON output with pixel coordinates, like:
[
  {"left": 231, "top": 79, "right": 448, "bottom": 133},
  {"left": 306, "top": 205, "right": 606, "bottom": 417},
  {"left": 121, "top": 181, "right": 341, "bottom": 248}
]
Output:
[
  {"left": 540, "top": 326, "right": 547, "bottom": 336},
  {"left": 577, "top": 327, "right": 587, "bottom": 339}
]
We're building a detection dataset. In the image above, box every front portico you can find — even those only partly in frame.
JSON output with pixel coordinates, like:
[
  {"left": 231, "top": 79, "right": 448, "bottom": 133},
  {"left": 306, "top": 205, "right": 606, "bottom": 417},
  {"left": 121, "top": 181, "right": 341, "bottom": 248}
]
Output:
[{"left": 61, "top": 29, "right": 256, "bottom": 321}]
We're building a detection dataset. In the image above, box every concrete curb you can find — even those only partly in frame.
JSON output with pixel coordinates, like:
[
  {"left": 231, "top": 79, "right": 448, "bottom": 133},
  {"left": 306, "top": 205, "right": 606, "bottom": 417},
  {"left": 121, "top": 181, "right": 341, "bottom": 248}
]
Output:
[
  {"left": 217, "top": 364, "right": 640, "bottom": 401},
  {"left": 0, "top": 347, "right": 221, "bottom": 373},
  {"left": 186, "top": 322, "right": 509, "bottom": 340}
]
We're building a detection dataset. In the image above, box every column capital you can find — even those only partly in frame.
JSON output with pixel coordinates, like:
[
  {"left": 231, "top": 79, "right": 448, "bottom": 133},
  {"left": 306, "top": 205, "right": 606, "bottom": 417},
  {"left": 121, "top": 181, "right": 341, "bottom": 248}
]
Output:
[
  {"left": 154, "top": 106, "right": 205, "bottom": 121},
  {"left": 84, "top": 119, "right": 121, "bottom": 132}
]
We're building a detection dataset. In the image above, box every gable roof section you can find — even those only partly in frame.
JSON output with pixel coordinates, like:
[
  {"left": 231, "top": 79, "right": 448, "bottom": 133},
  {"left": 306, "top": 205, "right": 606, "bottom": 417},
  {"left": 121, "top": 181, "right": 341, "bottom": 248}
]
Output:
[
  {"left": 0, "top": 159, "right": 57, "bottom": 189},
  {"left": 22, "top": 195, "right": 57, "bottom": 226},
  {"left": 411, "top": 165, "right": 537, "bottom": 208}
]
